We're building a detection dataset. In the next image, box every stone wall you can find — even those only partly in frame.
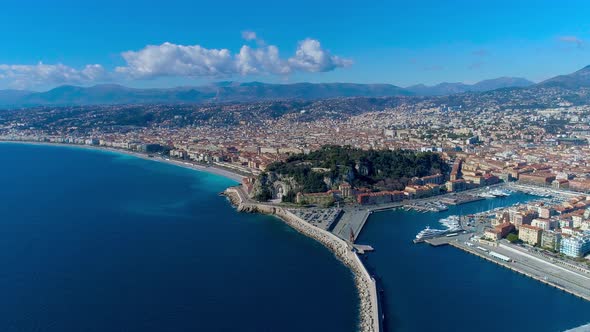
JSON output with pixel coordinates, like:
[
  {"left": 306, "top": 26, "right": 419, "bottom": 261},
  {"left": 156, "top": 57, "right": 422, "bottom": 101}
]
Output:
[{"left": 224, "top": 187, "right": 380, "bottom": 332}]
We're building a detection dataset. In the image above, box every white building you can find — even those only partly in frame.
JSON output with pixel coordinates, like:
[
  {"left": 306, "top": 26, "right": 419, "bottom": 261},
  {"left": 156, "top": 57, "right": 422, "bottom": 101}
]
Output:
[{"left": 560, "top": 235, "right": 590, "bottom": 258}]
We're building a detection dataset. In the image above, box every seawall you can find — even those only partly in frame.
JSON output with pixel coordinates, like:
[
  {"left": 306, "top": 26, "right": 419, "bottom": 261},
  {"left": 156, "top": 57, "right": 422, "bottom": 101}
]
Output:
[{"left": 224, "top": 187, "right": 380, "bottom": 332}]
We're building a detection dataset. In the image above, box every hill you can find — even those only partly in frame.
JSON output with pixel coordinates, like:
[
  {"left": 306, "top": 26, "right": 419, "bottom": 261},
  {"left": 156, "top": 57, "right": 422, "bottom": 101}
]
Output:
[
  {"left": 537, "top": 65, "right": 590, "bottom": 89},
  {"left": 0, "top": 82, "right": 411, "bottom": 107},
  {"left": 406, "top": 77, "right": 533, "bottom": 96}
]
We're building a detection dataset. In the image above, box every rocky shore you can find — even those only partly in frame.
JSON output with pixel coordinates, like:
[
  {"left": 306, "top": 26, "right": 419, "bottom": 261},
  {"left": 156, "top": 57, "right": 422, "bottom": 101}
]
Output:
[{"left": 224, "top": 187, "right": 379, "bottom": 332}]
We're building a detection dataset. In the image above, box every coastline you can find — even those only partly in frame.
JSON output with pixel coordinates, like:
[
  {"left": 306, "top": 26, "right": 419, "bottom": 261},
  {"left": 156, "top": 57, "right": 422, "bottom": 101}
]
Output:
[
  {"left": 0, "top": 140, "right": 246, "bottom": 183},
  {"left": 1, "top": 139, "right": 378, "bottom": 331},
  {"left": 224, "top": 187, "right": 380, "bottom": 332}
]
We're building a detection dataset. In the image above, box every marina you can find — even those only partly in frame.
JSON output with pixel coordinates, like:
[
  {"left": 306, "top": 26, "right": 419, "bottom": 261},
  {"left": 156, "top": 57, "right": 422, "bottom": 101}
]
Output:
[
  {"left": 411, "top": 184, "right": 590, "bottom": 308},
  {"left": 356, "top": 190, "right": 590, "bottom": 332}
]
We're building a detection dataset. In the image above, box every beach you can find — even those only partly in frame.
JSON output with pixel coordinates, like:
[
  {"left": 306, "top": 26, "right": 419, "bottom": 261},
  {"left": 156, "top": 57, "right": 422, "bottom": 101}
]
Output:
[{"left": 0, "top": 140, "right": 246, "bottom": 183}]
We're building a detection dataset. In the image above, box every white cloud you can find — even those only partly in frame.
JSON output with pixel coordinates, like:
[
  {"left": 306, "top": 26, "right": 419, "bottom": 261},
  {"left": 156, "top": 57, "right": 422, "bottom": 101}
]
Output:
[
  {"left": 236, "top": 45, "right": 290, "bottom": 75},
  {"left": 241, "top": 30, "right": 257, "bottom": 41},
  {"left": 116, "top": 38, "right": 351, "bottom": 79},
  {"left": 116, "top": 42, "right": 235, "bottom": 79},
  {"left": 0, "top": 35, "right": 351, "bottom": 88},
  {"left": 0, "top": 63, "right": 108, "bottom": 89},
  {"left": 288, "top": 39, "right": 353, "bottom": 72}
]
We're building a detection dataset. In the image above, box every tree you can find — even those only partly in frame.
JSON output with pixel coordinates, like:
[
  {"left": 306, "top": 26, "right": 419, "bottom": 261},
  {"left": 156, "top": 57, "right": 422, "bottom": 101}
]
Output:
[
  {"left": 506, "top": 233, "right": 519, "bottom": 243},
  {"left": 255, "top": 187, "right": 272, "bottom": 202}
]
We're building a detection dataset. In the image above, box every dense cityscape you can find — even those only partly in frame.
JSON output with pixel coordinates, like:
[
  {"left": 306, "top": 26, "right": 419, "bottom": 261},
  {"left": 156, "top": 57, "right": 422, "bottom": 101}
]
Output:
[
  {"left": 7, "top": 1, "right": 590, "bottom": 332},
  {"left": 3, "top": 68, "right": 590, "bottom": 306}
]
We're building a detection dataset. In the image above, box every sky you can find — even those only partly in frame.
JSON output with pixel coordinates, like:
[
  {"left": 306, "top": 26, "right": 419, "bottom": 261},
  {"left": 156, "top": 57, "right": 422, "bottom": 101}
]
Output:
[{"left": 0, "top": 0, "right": 589, "bottom": 90}]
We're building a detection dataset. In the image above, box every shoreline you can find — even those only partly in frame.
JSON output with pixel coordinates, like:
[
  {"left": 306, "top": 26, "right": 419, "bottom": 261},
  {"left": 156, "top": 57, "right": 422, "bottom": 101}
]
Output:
[
  {"left": 0, "top": 140, "right": 246, "bottom": 183},
  {"left": 1, "top": 139, "right": 379, "bottom": 331},
  {"left": 223, "top": 187, "right": 380, "bottom": 332}
]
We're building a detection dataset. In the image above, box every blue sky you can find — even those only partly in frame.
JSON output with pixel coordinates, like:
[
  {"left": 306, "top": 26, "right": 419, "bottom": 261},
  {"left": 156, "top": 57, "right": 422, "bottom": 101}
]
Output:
[{"left": 0, "top": 0, "right": 589, "bottom": 90}]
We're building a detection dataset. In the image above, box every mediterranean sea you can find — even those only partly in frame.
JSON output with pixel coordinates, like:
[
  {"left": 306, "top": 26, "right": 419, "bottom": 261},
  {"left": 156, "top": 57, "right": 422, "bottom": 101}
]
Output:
[
  {"left": 358, "top": 192, "right": 590, "bottom": 332},
  {"left": 0, "top": 143, "right": 358, "bottom": 332}
]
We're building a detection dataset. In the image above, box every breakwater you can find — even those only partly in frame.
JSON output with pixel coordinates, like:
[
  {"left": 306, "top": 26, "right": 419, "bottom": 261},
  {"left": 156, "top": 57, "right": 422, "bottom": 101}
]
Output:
[{"left": 224, "top": 187, "right": 380, "bottom": 332}]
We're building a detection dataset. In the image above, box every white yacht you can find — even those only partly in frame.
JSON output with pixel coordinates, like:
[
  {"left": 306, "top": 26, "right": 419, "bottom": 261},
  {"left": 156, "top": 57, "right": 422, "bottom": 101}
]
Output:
[
  {"left": 414, "top": 226, "right": 447, "bottom": 242},
  {"left": 478, "top": 192, "right": 496, "bottom": 198}
]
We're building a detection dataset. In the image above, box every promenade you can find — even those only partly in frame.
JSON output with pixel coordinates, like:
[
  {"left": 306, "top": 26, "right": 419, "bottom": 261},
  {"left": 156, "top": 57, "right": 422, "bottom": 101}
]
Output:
[{"left": 0, "top": 140, "right": 248, "bottom": 182}]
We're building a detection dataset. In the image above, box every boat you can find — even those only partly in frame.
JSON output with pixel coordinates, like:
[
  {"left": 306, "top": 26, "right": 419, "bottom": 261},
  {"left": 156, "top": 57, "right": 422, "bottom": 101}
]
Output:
[
  {"left": 490, "top": 189, "right": 510, "bottom": 197},
  {"left": 478, "top": 192, "right": 495, "bottom": 199},
  {"left": 439, "top": 215, "right": 461, "bottom": 231},
  {"left": 414, "top": 226, "right": 447, "bottom": 242}
]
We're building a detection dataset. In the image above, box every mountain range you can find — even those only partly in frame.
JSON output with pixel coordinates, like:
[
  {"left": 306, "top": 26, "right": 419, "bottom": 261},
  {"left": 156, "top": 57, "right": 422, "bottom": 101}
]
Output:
[
  {"left": 1, "top": 65, "right": 589, "bottom": 107},
  {"left": 406, "top": 77, "right": 533, "bottom": 96}
]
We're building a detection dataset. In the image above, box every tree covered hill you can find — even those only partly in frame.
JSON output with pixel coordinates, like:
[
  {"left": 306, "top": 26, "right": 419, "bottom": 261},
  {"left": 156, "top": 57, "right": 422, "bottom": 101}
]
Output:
[{"left": 265, "top": 145, "right": 449, "bottom": 193}]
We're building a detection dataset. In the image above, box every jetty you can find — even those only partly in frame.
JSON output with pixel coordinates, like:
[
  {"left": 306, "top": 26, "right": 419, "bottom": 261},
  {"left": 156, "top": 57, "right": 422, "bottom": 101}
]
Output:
[{"left": 224, "top": 186, "right": 381, "bottom": 332}]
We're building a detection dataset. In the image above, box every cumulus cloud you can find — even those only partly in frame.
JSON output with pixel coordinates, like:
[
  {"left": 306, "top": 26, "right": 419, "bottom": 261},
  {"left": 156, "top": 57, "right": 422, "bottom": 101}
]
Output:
[
  {"left": 0, "top": 63, "right": 108, "bottom": 88},
  {"left": 116, "top": 37, "right": 351, "bottom": 79},
  {"left": 288, "top": 39, "right": 353, "bottom": 72},
  {"left": 236, "top": 45, "right": 290, "bottom": 75},
  {"left": 558, "top": 36, "right": 584, "bottom": 48},
  {"left": 116, "top": 42, "right": 235, "bottom": 79},
  {"left": 0, "top": 34, "right": 351, "bottom": 88}
]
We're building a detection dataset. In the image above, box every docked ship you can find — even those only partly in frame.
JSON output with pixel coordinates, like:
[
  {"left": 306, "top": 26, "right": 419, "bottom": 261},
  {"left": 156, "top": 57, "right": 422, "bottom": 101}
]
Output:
[
  {"left": 478, "top": 188, "right": 512, "bottom": 198},
  {"left": 439, "top": 215, "right": 461, "bottom": 231},
  {"left": 478, "top": 192, "right": 496, "bottom": 199},
  {"left": 414, "top": 215, "right": 463, "bottom": 243},
  {"left": 414, "top": 227, "right": 447, "bottom": 243},
  {"left": 490, "top": 189, "right": 511, "bottom": 197}
]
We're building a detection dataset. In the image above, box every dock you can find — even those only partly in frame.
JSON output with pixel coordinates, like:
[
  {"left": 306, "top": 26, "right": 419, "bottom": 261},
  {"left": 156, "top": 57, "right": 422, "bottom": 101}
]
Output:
[
  {"left": 353, "top": 244, "right": 375, "bottom": 254},
  {"left": 439, "top": 195, "right": 484, "bottom": 205},
  {"left": 331, "top": 208, "right": 371, "bottom": 242},
  {"left": 450, "top": 240, "right": 590, "bottom": 302},
  {"left": 424, "top": 236, "right": 455, "bottom": 247}
]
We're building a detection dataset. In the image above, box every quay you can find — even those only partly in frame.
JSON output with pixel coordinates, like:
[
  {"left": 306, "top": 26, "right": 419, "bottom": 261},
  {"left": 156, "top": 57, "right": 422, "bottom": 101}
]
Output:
[
  {"left": 439, "top": 195, "right": 484, "bottom": 205},
  {"left": 446, "top": 239, "right": 590, "bottom": 302},
  {"left": 424, "top": 236, "right": 456, "bottom": 247}
]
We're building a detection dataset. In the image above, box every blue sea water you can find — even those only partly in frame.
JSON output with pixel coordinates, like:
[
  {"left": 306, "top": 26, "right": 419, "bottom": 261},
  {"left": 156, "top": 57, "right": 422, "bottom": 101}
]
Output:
[
  {"left": 0, "top": 143, "right": 358, "bottom": 332},
  {"left": 357, "top": 193, "right": 590, "bottom": 332}
]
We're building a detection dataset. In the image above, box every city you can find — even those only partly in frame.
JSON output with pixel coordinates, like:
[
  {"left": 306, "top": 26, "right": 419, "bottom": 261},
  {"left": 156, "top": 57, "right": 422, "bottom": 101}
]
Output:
[{"left": 3, "top": 1, "right": 590, "bottom": 331}]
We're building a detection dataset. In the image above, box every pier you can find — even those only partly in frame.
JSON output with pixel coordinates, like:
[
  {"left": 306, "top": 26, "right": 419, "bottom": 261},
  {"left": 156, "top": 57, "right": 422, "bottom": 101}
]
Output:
[{"left": 332, "top": 208, "right": 372, "bottom": 242}]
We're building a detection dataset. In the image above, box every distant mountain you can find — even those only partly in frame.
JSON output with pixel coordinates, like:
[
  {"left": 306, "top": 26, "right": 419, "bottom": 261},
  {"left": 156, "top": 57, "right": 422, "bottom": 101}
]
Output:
[
  {"left": 0, "top": 73, "right": 556, "bottom": 107},
  {"left": 0, "top": 82, "right": 412, "bottom": 107},
  {"left": 406, "top": 77, "right": 534, "bottom": 96},
  {"left": 0, "top": 89, "right": 34, "bottom": 105},
  {"left": 537, "top": 65, "right": 590, "bottom": 89}
]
